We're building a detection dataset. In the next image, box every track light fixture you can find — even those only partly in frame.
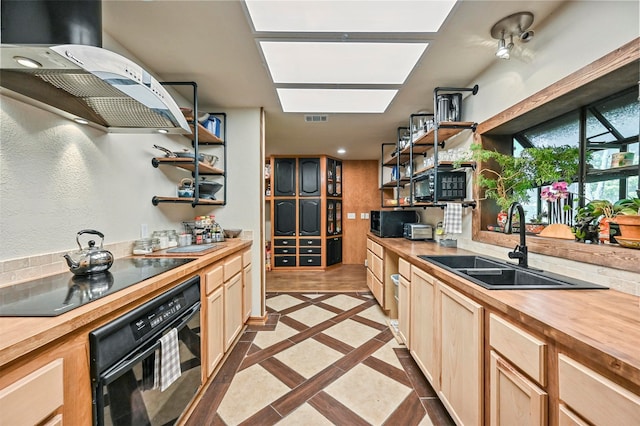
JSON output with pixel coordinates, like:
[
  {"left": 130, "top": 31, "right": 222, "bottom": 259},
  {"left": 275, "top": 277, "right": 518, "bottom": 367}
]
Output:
[{"left": 490, "top": 11, "right": 534, "bottom": 60}]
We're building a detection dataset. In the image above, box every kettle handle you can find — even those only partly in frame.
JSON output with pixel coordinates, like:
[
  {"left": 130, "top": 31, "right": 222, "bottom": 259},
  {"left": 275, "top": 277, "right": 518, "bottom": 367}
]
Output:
[{"left": 76, "top": 229, "right": 105, "bottom": 249}]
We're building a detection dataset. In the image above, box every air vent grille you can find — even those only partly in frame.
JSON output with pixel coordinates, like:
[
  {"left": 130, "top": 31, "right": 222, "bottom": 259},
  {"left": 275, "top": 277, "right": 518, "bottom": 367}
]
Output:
[{"left": 304, "top": 114, "right": 328, "bottom": 123}]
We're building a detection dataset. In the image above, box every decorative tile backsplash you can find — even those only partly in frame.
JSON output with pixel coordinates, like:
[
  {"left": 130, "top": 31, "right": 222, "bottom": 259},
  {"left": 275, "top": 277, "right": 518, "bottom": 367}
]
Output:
[{"left": 0, "top": 241, "right": 134, "bottom": 288}]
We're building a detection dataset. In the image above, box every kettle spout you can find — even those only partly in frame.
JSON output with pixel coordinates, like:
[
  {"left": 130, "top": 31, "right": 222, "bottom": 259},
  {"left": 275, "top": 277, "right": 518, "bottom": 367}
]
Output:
[{"left": 63, "top": 254, "right": 79, "bottom": 269}]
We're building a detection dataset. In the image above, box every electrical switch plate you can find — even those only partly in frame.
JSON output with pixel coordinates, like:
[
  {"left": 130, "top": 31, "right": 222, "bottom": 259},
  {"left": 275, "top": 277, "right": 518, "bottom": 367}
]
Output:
[
  {"left": 140, "top": 224, "right": 148, "bottom": 238},
  {"left": 347, "top": 212, "right": 356, "bottom": 219},
  {"left": 360, "top": 213, "right": 370, "bottom": 219}
]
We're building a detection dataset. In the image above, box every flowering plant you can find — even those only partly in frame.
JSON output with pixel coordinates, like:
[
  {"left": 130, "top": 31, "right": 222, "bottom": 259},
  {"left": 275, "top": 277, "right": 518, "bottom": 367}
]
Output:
[{"left": 541, "top": 181, "right": 574, "bottom": 225}]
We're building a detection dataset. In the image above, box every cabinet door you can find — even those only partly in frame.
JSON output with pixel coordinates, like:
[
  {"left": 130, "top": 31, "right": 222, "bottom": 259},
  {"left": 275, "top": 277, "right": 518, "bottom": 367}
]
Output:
[
  {"left": 205, "top": 287, "right": 224, "bottom": 377},
  {"left": 298, "top": 158, "right": 320, "bottom": 196},
  {"left": 398, "top": 274, "right": 410, "bottom": 346},
  {"left": 274, "top": 199, "right": 296, "bottom": 236},
  {"left": 243, "top": 264, "right": 252, "bottom": 323},
  {"left": 438, "top": 282, "right": 483, "bottom": 426},
  {"left": 327, "top": 199, "right": 342, "bottom": 235},
  {"left": 224, "top": 273, "right": 243, "bottom": 351},
  {"left": 299, "top": 198, "right": 321, "bottom": 236},
  {"left": 326, "top": 237, "right": 342, "bottom": 266},
  {"left": 490, "top": 351, "right": 547, "bottom": 426},
  {"left": 274, "top": 158, "right": 296, "bottom": 196},
  {"left": 410, "top": 267, "right": 437, "bottom": 387}
]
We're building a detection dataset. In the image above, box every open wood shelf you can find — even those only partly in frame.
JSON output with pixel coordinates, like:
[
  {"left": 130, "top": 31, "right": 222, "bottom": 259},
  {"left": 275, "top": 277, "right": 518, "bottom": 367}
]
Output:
[
  {"left": 152, "top": 157, "right": 224, "bottom": 175},
  {"left": 586, "top": 164, "right": 639, "bottom": 183},
  {"left": 382, "top": 177, "right": 410, "bottom": 188},
  {"left": 412, "top": 161, "right": 476, "bottom": 176},
  {"left": 152, "top": 196, "right": 224, "bottom": 206},
  {"left": 183, "top": 123, "right": 224, "bottom": 145}
]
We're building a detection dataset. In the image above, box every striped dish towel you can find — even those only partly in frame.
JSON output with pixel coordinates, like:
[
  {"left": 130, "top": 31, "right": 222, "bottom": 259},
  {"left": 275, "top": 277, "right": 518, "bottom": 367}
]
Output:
[
  {"left": 153, "top": 328, "right": 182, "bottom": 391},
  {"left": 444, "top": 203, "right": 463, "bottom": 234}
]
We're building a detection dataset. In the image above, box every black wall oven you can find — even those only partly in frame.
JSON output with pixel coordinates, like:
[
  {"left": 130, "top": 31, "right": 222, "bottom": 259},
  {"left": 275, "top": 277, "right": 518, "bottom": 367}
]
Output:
[{"left": 89, "top": 276, "right": 202, "bottom": 426}]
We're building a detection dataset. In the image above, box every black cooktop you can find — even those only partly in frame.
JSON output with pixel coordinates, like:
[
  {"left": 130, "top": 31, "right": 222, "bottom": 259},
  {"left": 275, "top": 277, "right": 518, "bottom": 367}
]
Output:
[{"left": 0, "top": 258, "right": 194, "bottom": 317}]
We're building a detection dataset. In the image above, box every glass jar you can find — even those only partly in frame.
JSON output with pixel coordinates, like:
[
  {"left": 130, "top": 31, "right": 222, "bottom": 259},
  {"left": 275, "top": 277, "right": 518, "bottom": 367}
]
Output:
[
  {"left": 167, "top": 230, "right": 179, "bottom": 248},
  {"left": 132, "top": 238, "right": 153, "bottom": 255}
]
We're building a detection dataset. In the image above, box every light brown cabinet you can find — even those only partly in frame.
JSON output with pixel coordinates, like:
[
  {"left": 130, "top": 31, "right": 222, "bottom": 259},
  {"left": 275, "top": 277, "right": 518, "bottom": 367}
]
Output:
[
  {"left": 438, "top": 282, "right": 483, "bottom": 426},
  {"left": 0, "top": 358, "right": 64, "bottom": 426},
  {"left": 558, "top": 353, "right": 640, "bottom": 426},
  {"left": 223, "top": 255, "right": 243, "bottom": 351},
  {"left": 397, "top": 271, "right": 410, "bottom": 346},
  {"left": 490, "top": 351, "right": 547, "bottom": 426},
  {"left": 242, "top": 249, "right": 252, "bottom": 323},
  {"left": 205, "top": 286, "right": 224, "bottom": 378},
  {"left": 409, "top": 266, "right": 438, "bottom": 387}
]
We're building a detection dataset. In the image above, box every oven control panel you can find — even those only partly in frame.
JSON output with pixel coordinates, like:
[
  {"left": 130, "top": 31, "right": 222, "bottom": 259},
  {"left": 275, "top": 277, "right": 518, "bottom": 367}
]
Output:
[{"left": 131, "top": 294, "right": 187, "bottom": 340}]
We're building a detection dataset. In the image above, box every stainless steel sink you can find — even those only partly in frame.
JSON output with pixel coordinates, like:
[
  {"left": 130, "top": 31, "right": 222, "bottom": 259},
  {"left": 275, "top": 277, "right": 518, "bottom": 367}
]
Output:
[{"left": 419, "top": 255, "right": 608, "bottom": 290}]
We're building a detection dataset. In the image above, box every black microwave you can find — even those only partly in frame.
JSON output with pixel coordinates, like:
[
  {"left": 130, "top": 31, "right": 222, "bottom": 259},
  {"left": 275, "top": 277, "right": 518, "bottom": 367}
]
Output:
[
  {"left": 413, "top": 170, "right": 466, "bottom": 202},
  {"left": 370, "top": 210, "right": 418, "bottom": 237}
]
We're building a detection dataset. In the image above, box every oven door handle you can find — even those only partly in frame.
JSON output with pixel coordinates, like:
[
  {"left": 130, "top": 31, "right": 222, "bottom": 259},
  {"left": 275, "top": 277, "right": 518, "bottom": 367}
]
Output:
[{"left": 100, "top": 302, "right": 200, "bottom": 386}]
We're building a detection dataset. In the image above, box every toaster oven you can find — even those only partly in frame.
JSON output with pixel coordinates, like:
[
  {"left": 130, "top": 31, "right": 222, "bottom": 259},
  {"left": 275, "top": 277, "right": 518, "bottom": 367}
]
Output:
[
  {"left": 403, "top": 223, "right": 434, "bottom": 240},
  {"left": 413, "top": 170, "right": 466, "bottom": 202}
]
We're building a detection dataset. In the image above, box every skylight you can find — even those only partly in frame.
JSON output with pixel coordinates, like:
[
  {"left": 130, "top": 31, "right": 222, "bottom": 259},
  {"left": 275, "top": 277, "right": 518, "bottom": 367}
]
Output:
[
  {"left": 245, "top": 1, "right": 457, "bottom": 33},
  {"left": 277, "top": 88, "right": 398, "bottom": 113},
  {"left": 260, "top": 41, "right": 428, "bottom": 84}
]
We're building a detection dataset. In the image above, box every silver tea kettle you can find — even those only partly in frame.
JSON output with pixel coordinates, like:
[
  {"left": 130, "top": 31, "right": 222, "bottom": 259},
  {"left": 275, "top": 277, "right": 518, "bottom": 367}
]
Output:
[{"left": 63, "top": 229, "right": 114, "bottom": 275}]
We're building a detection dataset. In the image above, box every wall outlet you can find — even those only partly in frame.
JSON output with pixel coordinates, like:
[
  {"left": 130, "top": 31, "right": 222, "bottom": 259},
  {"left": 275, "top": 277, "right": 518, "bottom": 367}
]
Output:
[
  {"left": 364, "top": 259, "right": 368, "bottom": 267},
  {"left": 140, "top": 223, "right": 148, "bottom": 238},
  {"left": 360, "top": 213, "right": 369, "bottom": 219},
  {"left": 347, "top": 212, "right": 356, "bottom": 220}
]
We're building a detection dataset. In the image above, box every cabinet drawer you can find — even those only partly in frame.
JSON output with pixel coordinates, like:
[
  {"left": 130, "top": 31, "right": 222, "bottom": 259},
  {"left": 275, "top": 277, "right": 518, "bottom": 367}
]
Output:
[
  {"left": 490, "top": 313, "right": 547, "bottom": 386},
  {"left": 399, "top": 258, "right": 411, "bottom": 280},
  {"left": 224, "top": 254, "right": 243, "bottom": 281},
  {"left": 274, "top": 247, "right": 297, "bottom": 255},
  {"left": 299, "top": 238, "right": 321, "bottom": 246},
  {"left": 242, "top": 249, "right": 251, "bottom": 267},
  {"left": 299, "top": 247, "right": 321, "bottom": 255},
  {"left": 369, "top": 240, "right": 384, "bottom": 258},
  {"left": 370, "top": 251, "right": 383, "bottom": 282},
  {"left": 0, "top": 358, "right": 64, "bottom": 426},
  {"left": 274, "top": 238, "right": 296, "bottom": 246},
  {"left": 275, "top": 256, "right": 297, "bottom": 267},
  {"left": 367, "top": 268, "right": 384, "bottom": 305},
  {"left": 558, "top": 353, "right": 640, "bottom": 426},
  {"left": 299, "top": 255, "right": 321, "bottom": 266},
  {"left": 205, "top": 262, "right": 224, "bottom": 294}
]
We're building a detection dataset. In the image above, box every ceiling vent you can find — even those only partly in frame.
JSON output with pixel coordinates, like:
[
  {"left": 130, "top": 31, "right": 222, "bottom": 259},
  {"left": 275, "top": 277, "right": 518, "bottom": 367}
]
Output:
[{"left": 305, "top": 114, "right": 328, "bottom": 123}]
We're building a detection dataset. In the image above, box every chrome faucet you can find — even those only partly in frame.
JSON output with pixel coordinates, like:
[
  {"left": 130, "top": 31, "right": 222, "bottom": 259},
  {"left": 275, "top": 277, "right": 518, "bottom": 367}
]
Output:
[{"left": 505, "top": 202, "right": 528, "bottom": 268}]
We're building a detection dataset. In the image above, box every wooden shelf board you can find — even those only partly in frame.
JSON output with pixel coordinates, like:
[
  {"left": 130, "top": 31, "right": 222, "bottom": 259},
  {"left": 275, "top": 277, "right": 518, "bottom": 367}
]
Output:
[
  {"left": 153, "top": 196, "right": 224, "bottom": 205},
  {"left": 413, "top": 122, "right": 475, "bottom": 146},
  {"left": 153, "top": 157, "right": 224, "bottom": 175},
  {"left": 383, "top": 153, "right": 410, "bottom": 166},
  {"left": 413, "top": 161, "right": 476, "bottom": 176},
  {"left": 183, "top": 123, "right": 224, "bottom": 144},
  {"left": 586, "top": 164, "right": 639, "bottom": 183}
]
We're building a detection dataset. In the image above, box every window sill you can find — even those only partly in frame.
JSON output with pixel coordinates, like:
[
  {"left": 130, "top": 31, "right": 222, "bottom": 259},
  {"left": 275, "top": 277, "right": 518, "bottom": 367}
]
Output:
[{"left": 474, "top": 230, "right": 640, "bottom": 274}]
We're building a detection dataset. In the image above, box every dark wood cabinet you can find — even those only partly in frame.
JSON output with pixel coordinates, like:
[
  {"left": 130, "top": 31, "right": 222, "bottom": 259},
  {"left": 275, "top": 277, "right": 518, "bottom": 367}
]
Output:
[
  {"left": 299, "top": 158, "right": 321, "bottom": 196},
  {"left": 274, "top": 199, "right": 296, "bottom": 236},
  {"left": 327, "top": 237, "right": 342, "bottom": 266},
  {"left": 299, "top": 198, "right": 321, "bottom": 236},
  {"left": 273, "top": 158, "right": 296, "bottom": 196},
  {"left": 326, "top": 158, "right": 342, "bottom": 197}
]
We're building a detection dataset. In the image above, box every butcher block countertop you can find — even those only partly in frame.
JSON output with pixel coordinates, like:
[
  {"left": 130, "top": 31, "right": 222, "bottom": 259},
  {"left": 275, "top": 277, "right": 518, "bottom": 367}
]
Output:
[
  {"left": 368, "top": 234, "right": 640, "bottom": 392},
  {"left": 0, "top": 239, "right": 251, "bottom": 368}
]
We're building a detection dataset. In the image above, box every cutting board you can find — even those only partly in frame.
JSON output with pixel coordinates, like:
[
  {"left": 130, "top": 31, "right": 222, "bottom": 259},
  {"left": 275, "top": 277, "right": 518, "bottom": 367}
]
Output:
[{"left": 144, "top": 244, "right": 223, "bottom": 257}]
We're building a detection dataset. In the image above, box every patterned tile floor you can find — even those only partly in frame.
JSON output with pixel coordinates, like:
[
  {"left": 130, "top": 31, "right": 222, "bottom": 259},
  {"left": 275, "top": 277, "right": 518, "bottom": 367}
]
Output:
[{"left": 186, "top": 292, "right": 454, "bottom": 426}]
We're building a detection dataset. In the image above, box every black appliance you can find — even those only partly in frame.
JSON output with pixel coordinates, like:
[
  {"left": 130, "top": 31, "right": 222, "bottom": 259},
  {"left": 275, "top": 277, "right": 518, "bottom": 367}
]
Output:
[
  {"left": 370, "top": 210, "right": 418, "bottom": 237},
  {"left": 90, "top": 276, "right": 201, "bottom": 426},
  {"left": 0, "top": 258, "right": 194, "bottom": 317},
  {"left": 413, "top": 170, "right": 466, "bottom": 202}
]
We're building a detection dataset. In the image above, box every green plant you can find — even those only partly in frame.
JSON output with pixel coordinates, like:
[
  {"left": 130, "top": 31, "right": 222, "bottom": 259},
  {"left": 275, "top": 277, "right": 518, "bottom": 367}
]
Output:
[
  {"left": 469, "top": 143, "right": 581, "bottom": 212},
  {"left": 615, "top": 196, "right": 640, "bottom": 215}
]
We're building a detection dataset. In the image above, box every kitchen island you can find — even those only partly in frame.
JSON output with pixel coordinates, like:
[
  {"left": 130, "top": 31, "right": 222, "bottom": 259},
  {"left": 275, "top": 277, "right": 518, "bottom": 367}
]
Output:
[
  {"left": 367, "top": 234, "right": 640, "bottom": 425},
  {"left": 0, "top": 238, "right": 251, "bottom": 425}
]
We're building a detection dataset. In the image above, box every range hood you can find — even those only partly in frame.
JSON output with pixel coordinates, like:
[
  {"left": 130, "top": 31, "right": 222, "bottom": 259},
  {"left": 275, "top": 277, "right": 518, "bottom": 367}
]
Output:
[{"left": 0, "top": 1, "right": 190, "bottom": 134}]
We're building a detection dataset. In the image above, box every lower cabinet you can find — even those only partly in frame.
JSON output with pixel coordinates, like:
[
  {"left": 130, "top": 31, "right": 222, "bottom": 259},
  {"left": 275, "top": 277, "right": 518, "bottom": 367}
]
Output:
[
  {"left": 242, "top": 249, "right": 252, "bottom": 323},
  {"left": 205, "top": 287, "right": 224, "bottom": 378},
  {"left": 326, "top": 236, "right": 342, "bottom": 266},
  {"left": 224, "top": 272, "right": 243, "bottom": 351},
  {"left": 490, "top": 351, "right": 547, "bottom": 426},
  {"left": 558, "top": 353, "right": 640, "bottom": 426},
  {"left": 397, "top": 272, "right": 410, "bottom": 347},
  {"left": 410, "top": 267, "right": 438, "bottom": 387},
  {"left": 0, "top": 358, "right": 64, "bottom": 426},
  {"left": 438, "top": 282, "right": 483, "bottom": 426}
]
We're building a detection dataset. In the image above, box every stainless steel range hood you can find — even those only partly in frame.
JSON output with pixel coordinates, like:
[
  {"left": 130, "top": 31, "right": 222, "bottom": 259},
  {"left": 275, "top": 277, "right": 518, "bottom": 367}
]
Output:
[{"left": 0, "top": 1, "right": 190, "bottom": 134}]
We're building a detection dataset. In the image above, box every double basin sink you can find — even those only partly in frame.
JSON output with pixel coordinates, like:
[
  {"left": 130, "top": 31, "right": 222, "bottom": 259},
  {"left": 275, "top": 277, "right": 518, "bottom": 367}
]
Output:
[{"left": 418, "top": 255, "right": 608, "bottom": 290}]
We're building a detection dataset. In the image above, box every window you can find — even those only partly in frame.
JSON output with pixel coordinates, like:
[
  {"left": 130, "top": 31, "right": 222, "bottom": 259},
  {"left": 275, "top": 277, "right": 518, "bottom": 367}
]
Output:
[{"left": 512, "top": 87, "right": 639, "bottom": 221}]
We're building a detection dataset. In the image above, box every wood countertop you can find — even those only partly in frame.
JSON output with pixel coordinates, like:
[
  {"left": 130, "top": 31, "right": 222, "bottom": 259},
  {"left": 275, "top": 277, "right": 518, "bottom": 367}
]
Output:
[
  {"left": 0, "top": 239, "right": 251, "bottom": 369},
  {"left": 368, "top": 234, "right": 640, "bottom": 392}
]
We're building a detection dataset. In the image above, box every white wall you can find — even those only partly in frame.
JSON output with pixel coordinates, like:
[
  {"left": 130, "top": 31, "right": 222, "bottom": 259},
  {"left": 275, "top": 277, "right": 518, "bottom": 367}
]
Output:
[{"left": 447, "top": 0, "right": 640, "bottom": 294}]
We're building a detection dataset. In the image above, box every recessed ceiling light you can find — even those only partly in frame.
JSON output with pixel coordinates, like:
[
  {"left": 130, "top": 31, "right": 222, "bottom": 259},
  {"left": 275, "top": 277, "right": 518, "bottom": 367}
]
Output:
[
  {"left": 73, "top": 118, "right": 89, "bottom": 125},
  {"left": 245, "top": 1, "right": 457, "bottom": 33},
  {"left": 260, "top": 41, "right": 427, "bottom": 84},
  {"left": 157, "top": 129, "right": 169, "bottom": 134},
  {"left": 277, "top": 88, "right": 397, "bottom": 113},
  {"left": 337, "top": 148, "right": 346, "bottom": 154}
]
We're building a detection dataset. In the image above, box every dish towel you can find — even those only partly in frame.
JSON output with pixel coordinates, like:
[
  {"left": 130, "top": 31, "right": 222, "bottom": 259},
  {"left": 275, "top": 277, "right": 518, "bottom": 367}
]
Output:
[
  {"left": 153, "top": 328, "right": 182, "bottom": 391},
  {"left": 444, "top": 203, "right": 463, "bottom": 234}
]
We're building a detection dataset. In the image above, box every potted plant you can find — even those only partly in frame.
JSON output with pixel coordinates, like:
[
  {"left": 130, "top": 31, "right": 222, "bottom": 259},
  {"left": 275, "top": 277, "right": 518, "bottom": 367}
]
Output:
[
  {"left": 524, "top": 213, "right": 547, "bottom": 235},
  {"left": 612, "top": 196, "right": 640, "bottom": 240},
  {"left": 573, "top": 200, "right": 617, "bottom": 243}
]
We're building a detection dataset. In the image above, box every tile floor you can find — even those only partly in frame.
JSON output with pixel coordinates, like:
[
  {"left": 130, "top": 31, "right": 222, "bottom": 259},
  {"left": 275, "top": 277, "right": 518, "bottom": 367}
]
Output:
[{"left": 186, "top": 292, "right": 454, "bottom": 426}]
